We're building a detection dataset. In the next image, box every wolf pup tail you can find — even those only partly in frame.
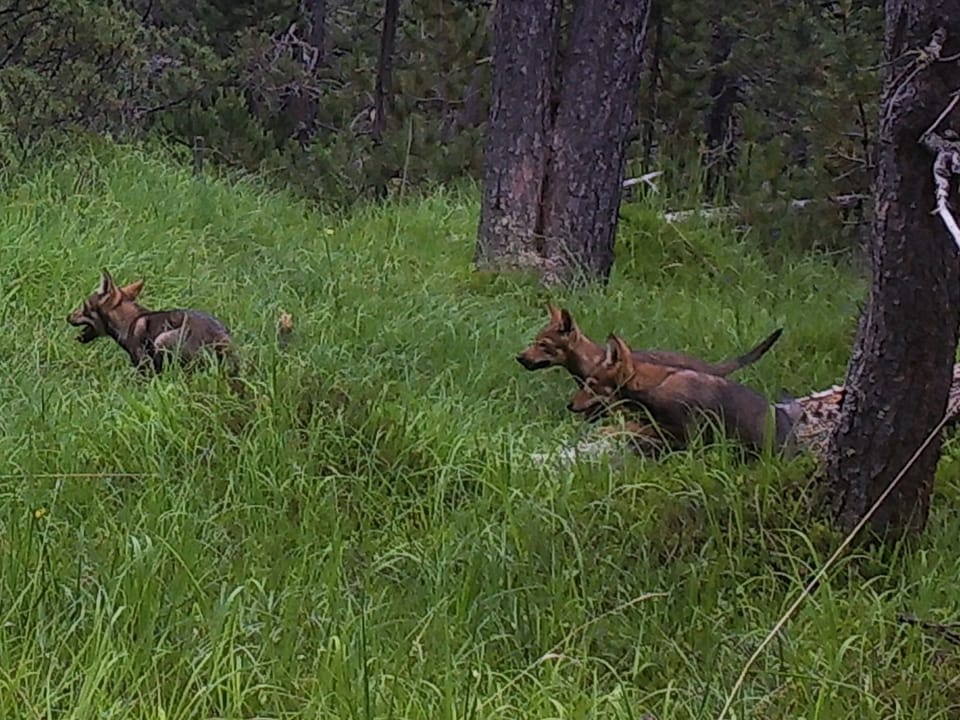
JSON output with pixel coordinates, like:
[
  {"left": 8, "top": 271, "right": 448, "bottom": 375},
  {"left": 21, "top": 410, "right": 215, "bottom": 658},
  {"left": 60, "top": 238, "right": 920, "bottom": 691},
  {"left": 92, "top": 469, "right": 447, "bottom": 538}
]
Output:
[{"left": 711, "top": 327, "right": 784, "bottom": 376}]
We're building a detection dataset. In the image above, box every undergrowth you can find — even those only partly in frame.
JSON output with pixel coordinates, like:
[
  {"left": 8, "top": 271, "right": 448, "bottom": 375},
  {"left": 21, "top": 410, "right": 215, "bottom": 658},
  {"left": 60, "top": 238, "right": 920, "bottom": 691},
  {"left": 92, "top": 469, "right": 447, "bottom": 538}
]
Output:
[{"left": 1, "top": 143, "right": 959, "bottom": 719}]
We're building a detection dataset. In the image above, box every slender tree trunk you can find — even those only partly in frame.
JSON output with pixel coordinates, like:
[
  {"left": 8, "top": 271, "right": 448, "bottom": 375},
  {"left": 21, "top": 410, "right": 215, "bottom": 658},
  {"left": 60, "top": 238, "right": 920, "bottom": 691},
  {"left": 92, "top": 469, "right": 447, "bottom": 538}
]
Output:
[
  {"left": 455, "top": 63, "right": 488, "bottom": 134},
  {"left": 539, "top": 0, "right": 651, "bottom": 284},
  {"left": 641, "top": 0, "right": 664, "bottom": 169},
  {"left": 474, "top": 0, "right": 561, "bottom": 274},
  {"left": 288, "top": 0, "right": 327, "bottom": 145},
  {"left": 823, "top": 0, "right": 960, "bottom": 538},
  {"left": 703, "top": 20, "right": 739, "bottom": 198},
  {"left": 373, "top": 0, "right": 400, "bottom": 142},
  {"left": 304, "top": 0, "right": 326, "bottom": 64},
  {"left": 475, "top": 0, "right": 650, "bottom": 285}
]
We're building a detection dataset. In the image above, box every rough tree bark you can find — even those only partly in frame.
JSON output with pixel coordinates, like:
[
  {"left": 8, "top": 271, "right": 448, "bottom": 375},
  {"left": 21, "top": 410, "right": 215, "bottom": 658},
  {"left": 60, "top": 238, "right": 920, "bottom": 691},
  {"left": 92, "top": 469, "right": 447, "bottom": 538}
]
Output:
[
  {"left": 475, "top": 0, "right": 650, "bottom": 285},
  {"left": 824, "top": 0, "right": 960, "bottom": 538},
  {"left": 372, "top": 0, "right": 400, "bottom": 142},
  {"left": 539, "top": 0, "right": 651, "bottom": 283},
  {"left": 474, "top": 0, "right": 561, "bottom": 275}
]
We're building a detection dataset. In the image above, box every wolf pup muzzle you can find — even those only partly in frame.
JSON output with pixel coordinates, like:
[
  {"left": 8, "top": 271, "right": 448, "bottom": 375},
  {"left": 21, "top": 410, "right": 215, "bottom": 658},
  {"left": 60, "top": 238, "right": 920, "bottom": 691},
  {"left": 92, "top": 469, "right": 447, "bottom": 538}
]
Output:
[
  {"left": 516, "top": 353, "right": 551, "bottom": 370},
  {"left": 67, "top": 310, "right": 102, "bottom": 343}
]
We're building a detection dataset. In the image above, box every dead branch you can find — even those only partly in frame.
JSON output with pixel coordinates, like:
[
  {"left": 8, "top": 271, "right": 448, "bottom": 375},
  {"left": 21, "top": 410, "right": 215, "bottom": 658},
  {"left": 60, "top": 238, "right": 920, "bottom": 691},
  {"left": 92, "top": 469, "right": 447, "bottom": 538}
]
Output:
[
  {"left": 920, "top": 124, "right": 960, "bottom": 253},
  {"left": 922, "top": 90, "right": 960, "bottom": 139},
  {"left": 663, "top": 206, "right": 737, "bottom": 223},
  {"left": 662, "top": 194, "right": 869, "bottom": 223},
  {"left": 621, "top": 170, "right": 662, "bottom": 190},
  {"left": 269, "top": 22, "right": 319, "bottom": 72}
]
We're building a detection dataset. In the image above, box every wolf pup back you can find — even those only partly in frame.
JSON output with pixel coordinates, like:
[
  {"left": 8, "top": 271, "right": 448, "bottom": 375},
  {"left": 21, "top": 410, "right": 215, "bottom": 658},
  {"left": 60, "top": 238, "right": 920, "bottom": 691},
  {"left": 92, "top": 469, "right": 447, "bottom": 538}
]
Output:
[
  {"left": 517, "top": 303, "right": 782, "bottom": 383},
  {"left": 568, "top": 333, "right": 796, "bottom": 455},
  {"left": 67, "top": 269, "right": 236, "bottom": 375}
]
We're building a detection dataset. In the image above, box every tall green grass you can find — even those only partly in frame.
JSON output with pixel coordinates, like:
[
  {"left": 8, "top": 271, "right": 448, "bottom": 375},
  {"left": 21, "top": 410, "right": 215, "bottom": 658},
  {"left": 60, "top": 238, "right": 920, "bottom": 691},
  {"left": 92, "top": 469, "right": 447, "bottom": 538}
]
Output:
[{"left": 1, "top": 143, "right": 959, "bottom": 719}]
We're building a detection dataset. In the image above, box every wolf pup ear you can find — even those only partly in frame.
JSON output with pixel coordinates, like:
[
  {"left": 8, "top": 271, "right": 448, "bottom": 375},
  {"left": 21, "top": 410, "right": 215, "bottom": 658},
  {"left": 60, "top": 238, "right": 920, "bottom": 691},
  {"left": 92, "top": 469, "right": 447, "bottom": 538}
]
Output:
[
  {"left": 98, "top": 270, "right": 115, "bottom": 296},
  {"left": 603, "top": 334, "right": 620, "bottom": 366},
  {"left": 547, "top": 303, "right": 562, "bottom": 323},
  {"left": 604, "top": 334, "right": 632, "bottom": 367},
  {"left": 612, "top": 335, "right": 636, "bottom": 375},
  {"left": 558, "top": 308, "right": 576, "bottom": 335},
  {"left": 612, "top": 335, "right": 633, "bottom": 364},
  {"left": 121, "top": 279, "right": 145, "bottom": 300}
]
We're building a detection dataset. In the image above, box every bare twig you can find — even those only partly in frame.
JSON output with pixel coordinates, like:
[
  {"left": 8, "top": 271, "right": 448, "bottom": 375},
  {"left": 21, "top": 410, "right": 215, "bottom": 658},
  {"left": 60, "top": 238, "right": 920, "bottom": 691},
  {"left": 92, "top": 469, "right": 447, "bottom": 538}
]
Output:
[
  {"left": 898, "top": 613, "right": 960, "bottom": 646},
  {"left": 921, "top": 90, "right": 960, "bottom": 139},
  {"left": 621, "top": 170, "right": 662, "bottom": 190}
]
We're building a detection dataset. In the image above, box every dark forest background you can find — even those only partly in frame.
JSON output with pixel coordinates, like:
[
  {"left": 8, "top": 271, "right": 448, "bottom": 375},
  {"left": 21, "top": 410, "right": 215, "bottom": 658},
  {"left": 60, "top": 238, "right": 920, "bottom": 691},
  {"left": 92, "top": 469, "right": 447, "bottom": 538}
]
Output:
[{"left": 0, "top": 0, "right": 881, "bottom": 251}]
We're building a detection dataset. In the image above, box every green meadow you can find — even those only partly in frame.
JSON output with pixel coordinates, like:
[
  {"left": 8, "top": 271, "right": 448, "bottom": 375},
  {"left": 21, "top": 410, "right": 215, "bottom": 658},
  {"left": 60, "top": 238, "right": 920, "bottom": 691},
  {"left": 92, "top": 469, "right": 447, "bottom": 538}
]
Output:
[{"left": 2, "top": 144, "right": 960, "bottom": 719}]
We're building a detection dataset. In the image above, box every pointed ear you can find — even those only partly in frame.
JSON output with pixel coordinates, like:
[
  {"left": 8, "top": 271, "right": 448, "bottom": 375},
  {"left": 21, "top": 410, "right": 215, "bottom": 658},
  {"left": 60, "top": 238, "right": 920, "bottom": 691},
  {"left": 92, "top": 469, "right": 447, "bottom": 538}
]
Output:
[
  {"left": 558, "top": 308, "right": 577, "bottom": 335},
  {"left": 97, "top": 269, "right": 115, "bottom": 296},
  {"left": 603, "top": 334, "right": 620, "bottom": 366},
  {"left": 547, "top": 303, "right": 562, "bottom": 323},
  {"left": 614, "top": 335, "right": 635, "bottom": 377},
  {"left": 612, "top": 335, "right": 633, "bottom": 365},
  {"left": 120, "top": 279, "right": 145, "bottom": 300},
  {"left": 604, "top": 334, "right": 633, "bottom": 368}
]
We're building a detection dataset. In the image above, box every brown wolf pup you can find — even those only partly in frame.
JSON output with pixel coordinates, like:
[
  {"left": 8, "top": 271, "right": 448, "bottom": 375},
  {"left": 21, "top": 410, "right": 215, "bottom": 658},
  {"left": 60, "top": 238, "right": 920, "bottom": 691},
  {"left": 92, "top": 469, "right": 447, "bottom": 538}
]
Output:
[
  {"left": 516, "top": 303, "right": 783, "bottom": 382},
  {"left": 568, "top": 334, "right": 798, "bottom": 455},
  {"left": 67, "top": 270, "right": 236, "bottom": 375}
]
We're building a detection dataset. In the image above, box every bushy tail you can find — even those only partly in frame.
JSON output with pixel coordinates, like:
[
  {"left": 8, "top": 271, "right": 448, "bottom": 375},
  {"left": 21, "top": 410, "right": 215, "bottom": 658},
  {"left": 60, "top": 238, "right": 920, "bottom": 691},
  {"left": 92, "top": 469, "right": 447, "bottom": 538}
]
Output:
[{"left": 711, "top": 328, "right": 784, "bottom": 377}]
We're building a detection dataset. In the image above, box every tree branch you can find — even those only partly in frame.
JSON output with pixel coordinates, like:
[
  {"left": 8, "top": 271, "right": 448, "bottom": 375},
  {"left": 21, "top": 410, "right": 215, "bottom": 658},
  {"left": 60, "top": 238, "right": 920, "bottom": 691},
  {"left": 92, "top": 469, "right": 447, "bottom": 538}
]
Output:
[{"left": 921, "top": 120, "right": 960, "bottom": 253}]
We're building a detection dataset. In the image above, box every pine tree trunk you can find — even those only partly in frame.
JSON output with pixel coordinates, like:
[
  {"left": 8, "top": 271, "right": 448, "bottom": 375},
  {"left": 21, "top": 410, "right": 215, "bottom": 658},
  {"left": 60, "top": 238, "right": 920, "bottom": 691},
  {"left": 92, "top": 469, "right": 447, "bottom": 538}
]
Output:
[
  {"left": 539, "top": 0, "right": 651, "bottom": 284},
  {"left": 373, "top": 0, "right": 400, "bottom": 142},
  {"left": 474, "top": 0, "right": 561, "bottom": 276},
  {"left": 475, "top": 0, "right": 650, "bottom": 285},
  {"left": 823, "top": 0, "right": 960, "bottom": 537}
]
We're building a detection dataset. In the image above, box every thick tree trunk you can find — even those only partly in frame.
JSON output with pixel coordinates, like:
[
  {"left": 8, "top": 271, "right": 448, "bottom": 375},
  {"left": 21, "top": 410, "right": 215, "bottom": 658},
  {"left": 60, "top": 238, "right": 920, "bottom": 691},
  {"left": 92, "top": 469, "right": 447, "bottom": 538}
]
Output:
[
  {"left": 474, "top": 0, "right": 561, "bottom": 275},
  {"left": 824, "top": 0, "right": 960, "bottom": 537},
  {"left": 373, "top": 0, "right": 400, "bottom": 142},
  {"left": 475, "top": 0, "right": 649, "bottom": 285},
  {"left": 539, "top": 0, "right": 651, "bottom": 284}
]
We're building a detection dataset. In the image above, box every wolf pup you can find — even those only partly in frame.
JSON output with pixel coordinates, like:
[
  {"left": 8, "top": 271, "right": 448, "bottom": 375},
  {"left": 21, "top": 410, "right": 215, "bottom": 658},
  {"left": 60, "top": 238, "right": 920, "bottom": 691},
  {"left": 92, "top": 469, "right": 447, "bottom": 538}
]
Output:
[
  {"left": 67, "top": 270, "right": 236, "bottom": 375},
  {"left": 568, "top": 334, "right": 797, "bottom": 455},
  {"left": 516, "top": 303, "right": 783, "bottom": 383}
]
